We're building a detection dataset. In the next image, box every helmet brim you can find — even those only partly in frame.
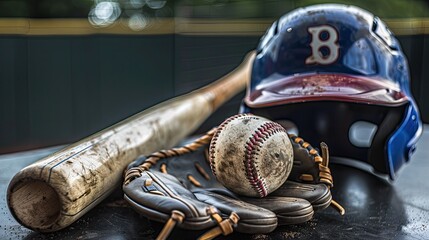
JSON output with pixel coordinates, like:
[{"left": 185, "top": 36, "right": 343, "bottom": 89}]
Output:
[{"left": 245, "top": 73, "right": 408, "bottom": 108}]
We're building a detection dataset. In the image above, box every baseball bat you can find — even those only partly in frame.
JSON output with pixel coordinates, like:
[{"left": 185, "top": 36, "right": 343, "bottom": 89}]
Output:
[{"left": 7, "top": 51, "right": 255, "bottom": 232}]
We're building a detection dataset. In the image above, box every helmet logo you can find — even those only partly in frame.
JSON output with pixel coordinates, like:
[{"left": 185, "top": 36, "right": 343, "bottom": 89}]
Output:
[{"left": 306, "top": 25, "right": 339, "bottom": 65}]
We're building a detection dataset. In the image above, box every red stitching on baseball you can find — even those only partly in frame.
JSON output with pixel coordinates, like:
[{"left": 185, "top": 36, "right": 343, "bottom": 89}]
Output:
[{"left": 244, "top": 121, "right": 286, "bottom": 197}]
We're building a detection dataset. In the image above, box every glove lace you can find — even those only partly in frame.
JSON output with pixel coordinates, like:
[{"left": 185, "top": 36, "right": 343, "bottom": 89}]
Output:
[{"left": 198, "top": 206, "right": 240, "bottom": 240}]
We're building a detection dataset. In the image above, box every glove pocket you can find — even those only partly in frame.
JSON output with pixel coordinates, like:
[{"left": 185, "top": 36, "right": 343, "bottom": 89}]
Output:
[{"left": 123, "top": 170, "right": 216, "bottom": 230}]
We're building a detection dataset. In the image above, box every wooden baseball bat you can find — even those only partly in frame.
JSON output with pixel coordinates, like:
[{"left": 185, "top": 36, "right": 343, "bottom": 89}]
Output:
[{"left": 7, "top": 51, "right": 255, "bottom": 232}]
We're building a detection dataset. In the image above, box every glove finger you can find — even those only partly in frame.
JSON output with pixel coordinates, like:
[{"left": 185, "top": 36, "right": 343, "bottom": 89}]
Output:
[
  {"left": 271, "top": 180, "right": 332, "bottom": 211},
  {"left": 123, "top": 170, "right": 216, "bottom": 230},
  {"left": 193, "top": 189, "right": 278, "bottom": 234},
  {"left": 242, "top": 196, "right": 314, "bottom": 225}
]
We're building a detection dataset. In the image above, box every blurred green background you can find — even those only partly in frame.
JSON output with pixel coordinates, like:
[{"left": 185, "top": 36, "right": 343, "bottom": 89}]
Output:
[
  {"left": 0, "top": 0, "right": 428, "bottom": 153},
  {"left": 0, "top": 0, "right": 428, "bottom": 18}
]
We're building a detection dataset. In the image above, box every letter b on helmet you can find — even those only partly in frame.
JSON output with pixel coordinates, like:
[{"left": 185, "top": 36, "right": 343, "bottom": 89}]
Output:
[{"left": 305, "top": 25, "right": 339, "bottom": 65}]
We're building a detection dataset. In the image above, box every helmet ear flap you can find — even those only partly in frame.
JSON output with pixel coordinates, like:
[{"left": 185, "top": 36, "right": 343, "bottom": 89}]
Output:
[{"left": 367, "top": 105, "right": 405, "bottom": 177}]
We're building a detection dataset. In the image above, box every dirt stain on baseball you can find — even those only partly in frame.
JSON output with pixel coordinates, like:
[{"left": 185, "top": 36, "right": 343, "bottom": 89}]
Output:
[
  {"left": 264, "top": 143, "right": 287, "bottom": 178},
  {"left": 242, "top": 119, "right": 251, "bottom": 124}
]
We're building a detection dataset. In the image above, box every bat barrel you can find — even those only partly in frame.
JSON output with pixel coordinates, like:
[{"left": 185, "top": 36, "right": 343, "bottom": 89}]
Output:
[{"left": 9, "top": 180, "right": 61, "bottom": 231}]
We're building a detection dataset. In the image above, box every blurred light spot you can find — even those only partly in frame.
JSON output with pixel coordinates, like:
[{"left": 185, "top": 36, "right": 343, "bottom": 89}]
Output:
[
  {"left": 89, "top": 1, "right": 121, "bottom": 27},
  {"left": 128, "top": 13, "right": 149, "bottom": 31},
  {"left": 95, "top": 2, "right": 114, "bottom": 20},
  {"left": 130, "top": 0, "right": 146, "bottom": 9},
  {"left": 146, "top": 0, "right": 166, "bottom": 9}
]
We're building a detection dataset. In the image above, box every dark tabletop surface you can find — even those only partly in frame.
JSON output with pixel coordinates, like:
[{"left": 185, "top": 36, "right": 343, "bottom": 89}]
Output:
[{"left": 1, "top": 126, "right": 428, "bottom": 240}]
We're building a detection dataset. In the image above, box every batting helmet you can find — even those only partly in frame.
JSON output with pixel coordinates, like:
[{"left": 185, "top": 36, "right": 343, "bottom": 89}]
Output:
[{"left": 241, "top": 4, "right": 422, "bottom": 179}]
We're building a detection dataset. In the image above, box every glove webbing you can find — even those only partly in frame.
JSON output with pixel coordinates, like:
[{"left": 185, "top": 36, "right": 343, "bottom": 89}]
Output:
[
  {"left": 288, "top": 134, "right": 345, "bottom": 215},
  {"left": 124, "top": 128, "right": 216, "bottom": 185},
  {"left": 124, "top": 128, "right": 239, "bottom": 240}
]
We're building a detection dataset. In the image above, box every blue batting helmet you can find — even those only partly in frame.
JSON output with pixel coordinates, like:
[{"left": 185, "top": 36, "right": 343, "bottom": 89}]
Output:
[{"left": 240, "top": 4, "right": 422, "bottom": 179}]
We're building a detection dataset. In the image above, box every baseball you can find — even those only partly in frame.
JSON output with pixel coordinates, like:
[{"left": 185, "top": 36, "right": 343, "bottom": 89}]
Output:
[{"left": 209, "top": 114, "right": 293, "bottom": 198}]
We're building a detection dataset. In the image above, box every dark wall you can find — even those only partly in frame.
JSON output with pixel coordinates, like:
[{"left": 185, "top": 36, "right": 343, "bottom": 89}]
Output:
[
  {"left": 0, "top": 35, "right": 174, "bottom": 153},
  {"left": 0, "top": 33, "right": 427, "bottom": 153},
  {"left": 401, "top": 35, "right": 429, "bottom": 123}
]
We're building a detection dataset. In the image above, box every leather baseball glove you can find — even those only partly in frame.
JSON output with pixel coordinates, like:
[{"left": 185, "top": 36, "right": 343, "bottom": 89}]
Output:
[{"left": 123, "top": 128, "right": 344, "bottom": 240}]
